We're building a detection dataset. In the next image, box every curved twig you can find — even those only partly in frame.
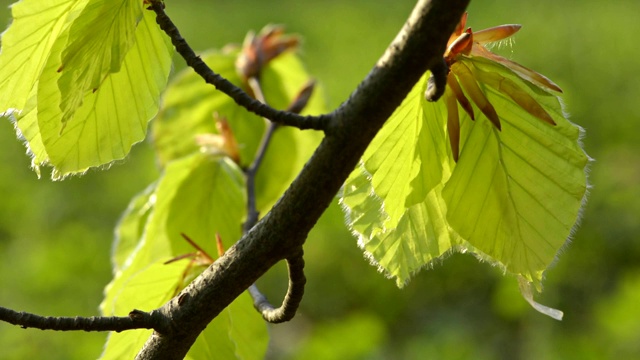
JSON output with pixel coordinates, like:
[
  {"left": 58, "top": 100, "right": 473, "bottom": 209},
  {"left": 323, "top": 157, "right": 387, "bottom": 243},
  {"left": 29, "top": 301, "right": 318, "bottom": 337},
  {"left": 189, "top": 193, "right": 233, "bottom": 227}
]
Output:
[
  {"left": 248, "top": 250, "right": 306, "bottom": 323},
  {"left": 147, "top": 0, "right": 329, "bottom": 131}
]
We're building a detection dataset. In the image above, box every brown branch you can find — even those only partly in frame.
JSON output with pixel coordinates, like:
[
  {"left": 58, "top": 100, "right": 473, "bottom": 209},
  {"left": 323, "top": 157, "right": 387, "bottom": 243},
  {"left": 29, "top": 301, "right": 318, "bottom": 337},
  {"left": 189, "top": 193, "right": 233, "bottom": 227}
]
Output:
[
  {"left": 136, "top": 0, "right": 470, "bottom": 358},
  {"left": 147, "top": 0, "right": 329, "bottom": 131},
  {"left": 0, "top": 306, "right": 164, "bottom": 333}
]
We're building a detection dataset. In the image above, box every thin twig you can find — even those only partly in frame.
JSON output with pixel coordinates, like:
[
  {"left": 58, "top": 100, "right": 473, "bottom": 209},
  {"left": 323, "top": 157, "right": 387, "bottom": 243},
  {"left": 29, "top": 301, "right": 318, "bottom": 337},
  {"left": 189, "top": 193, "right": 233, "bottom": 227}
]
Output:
[
  {"left": 147, "top": 0, "right": 329, "bottom": 131},
  {"left": 0, "top": 306, "right": 163, "bottom": 333},
  {"left": 243, "top": 76, "right": 278, "bottom": 234},
  {"left": 242, "top": 76, "right": 307, "bottom": 323},
  {"left": 248, "top": 251, "right": 306, "bottom": 323}
]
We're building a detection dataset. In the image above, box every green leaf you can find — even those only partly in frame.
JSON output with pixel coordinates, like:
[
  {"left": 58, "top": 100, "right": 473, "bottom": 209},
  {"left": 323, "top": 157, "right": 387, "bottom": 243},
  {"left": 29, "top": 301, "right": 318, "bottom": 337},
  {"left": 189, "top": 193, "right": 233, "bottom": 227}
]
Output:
[
  {"left": 152, "top": 51, "right": 252, "bottom": 166},
  {"left": 342, "top": 75, "right": 466, "bottom": 286},
  {"left": 0, "top": 0, "right": 82, "bottom": 113},
  {"left": 102, "top": 152, "right": 267, "bottom": 359},
  {"left": 186, "top": 292, "right": 268, "bottom": 360},
  {"left": 111, "top": 182, "right": 156, "bottom": 273},
  {"left": 153, "top": 50, "right": 324, "bottom": 214},
  {"left": 1, "top": 4, "right": 173, "bottom": 178},
  {"left": 166, "top": 154, "right": 246, "bottom": 257},
  {"left": 0, "top": 0, "right": 85, "bottom": 174},
  {"left": 57, "top": 0, "right": 143, "bottom": 124},
  {"left": 102, "top": 152, "right": 245, "bottom": 314},
  {"left": 442, "top": 56, "right": 589, "bottom": 288},
  {"left": 100, "top": 261, "right": 186, "bottom": 360},
  {"left": 342, "top": 55, "right": 589, "bottom": 291}
]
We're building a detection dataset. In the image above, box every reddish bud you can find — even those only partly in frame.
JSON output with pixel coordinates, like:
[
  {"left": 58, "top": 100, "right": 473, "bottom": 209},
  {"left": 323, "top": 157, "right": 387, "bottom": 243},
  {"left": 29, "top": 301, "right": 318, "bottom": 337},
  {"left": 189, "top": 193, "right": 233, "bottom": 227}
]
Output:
[{"left": 236, "top": 25, "right": 300, "bottom": 80}]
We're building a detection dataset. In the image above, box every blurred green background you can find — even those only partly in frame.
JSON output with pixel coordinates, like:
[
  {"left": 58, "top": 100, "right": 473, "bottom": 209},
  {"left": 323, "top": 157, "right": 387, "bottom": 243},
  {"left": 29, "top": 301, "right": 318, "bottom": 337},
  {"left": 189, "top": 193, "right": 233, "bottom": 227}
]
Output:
[{"left": 1, "top": 0, "right": 639, "bottom": 359}]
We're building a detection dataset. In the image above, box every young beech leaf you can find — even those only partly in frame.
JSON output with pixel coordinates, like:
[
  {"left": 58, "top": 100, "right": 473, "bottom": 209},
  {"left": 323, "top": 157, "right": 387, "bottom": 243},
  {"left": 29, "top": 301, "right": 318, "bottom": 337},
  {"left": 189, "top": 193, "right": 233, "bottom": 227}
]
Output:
[
  {"left": 442, "top": 56, "right": 589, "bottom": 290},
  {"left": 341, "top": 75, "right": 468, "bottom": 286},
  {"left": 0, "top": 0, "right": 83, "bottom": 114},
  {"left": 57, "top": 0, "right": 144, "bottom": 124},
  {"left": 102, "top": 153, "right": 267, "bottom": 359},
  {"left": 100, "top": 261, "right": 186, "bottom": 360},
  {"left": 341, "top": 15, "right": 589, "bottom": 318},
  {"left": 1, "top": 3, "right": 173, "bottom": 178}
]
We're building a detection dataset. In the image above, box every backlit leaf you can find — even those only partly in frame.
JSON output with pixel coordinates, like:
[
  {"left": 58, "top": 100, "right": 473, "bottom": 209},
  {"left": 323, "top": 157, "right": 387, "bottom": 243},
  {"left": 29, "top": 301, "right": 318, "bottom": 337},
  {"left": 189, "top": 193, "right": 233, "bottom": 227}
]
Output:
[
  {"left": 443, "top": 56, "right": 589, "bottom": 289},
  {"left": 341, "top": 54, "right": 589, "bottom": 294},
  {"left": 1, "top": 4, "right": 173, "bottom": 178},
  {"left": 0, "top": 0, "right": 83, "bottom": 113},
  {"left": 102, "top": 152, "right": 267, "bottom": 359},
  {"left": 100, "top": 261, "right": 186, "bottom": 360},
  {"left": 341, "top": 74, "right": 466, "bottom": 286},
  {"left": 57, "top": 0, "right": 143, "bottom": 124}
]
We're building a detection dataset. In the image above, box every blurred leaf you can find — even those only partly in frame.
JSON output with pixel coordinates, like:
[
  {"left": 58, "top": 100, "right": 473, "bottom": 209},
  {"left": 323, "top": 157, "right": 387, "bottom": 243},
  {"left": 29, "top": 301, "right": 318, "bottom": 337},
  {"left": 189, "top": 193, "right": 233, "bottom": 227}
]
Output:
[
  {"left": 102, "top": 152, "right": 245, "bottom": 314},
  {"left": 595, "top": 271, "right": 640, "bottom": 356},
  {"left": 187, "top": 292, "right": 268, "bottom": 360},
  {"left": 100, "top": 261, "right": 186, "bottom": 360},
  {"left": 153, "top": 50, "right": 324, "bottom": 214},
  {"left": 152, "top": 50, "right": 255, "bottom": 166},
  {"left": 166, "top": 154, "right": 246, "bottom": 257},
  {"left": 111, "top": 183, "right": 156, "bottom": 273},
  {"left": 102, "top": 152, "right": 267, "bottom": 359}
]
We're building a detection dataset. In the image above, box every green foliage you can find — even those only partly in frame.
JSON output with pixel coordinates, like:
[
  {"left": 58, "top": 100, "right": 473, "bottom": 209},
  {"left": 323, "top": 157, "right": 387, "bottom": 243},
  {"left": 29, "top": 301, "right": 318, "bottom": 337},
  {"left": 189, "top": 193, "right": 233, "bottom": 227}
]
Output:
[
  {"left": 101, "top": 152, "right": 269, "bottom": 359},
  {"left": 153, "top": 50, "right": 324, "bottom": 211},
  {"left": 0, "top": 0, "right": 173, "bottom": 178},
  {"left": 3, "top": 0, "right": 630, "bottom": 359},
  {"left": 101, "top": 39, "right": 325, "bottom": 356},
  {"left": 341, "top": 49, "right": 589, "bottom": 298}
]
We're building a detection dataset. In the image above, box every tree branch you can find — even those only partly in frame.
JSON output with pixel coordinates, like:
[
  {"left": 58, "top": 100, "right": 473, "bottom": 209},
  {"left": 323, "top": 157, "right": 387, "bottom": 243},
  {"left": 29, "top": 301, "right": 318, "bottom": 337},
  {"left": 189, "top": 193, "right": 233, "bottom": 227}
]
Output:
[
  {"left": 136, "top": 0, "right": 469, "bottom": 358},
  {"left": 0, "top": 306, "right": 164, "bottom": 333},
  {"left": 147, "top": 0, "right": 329, "bottom": 131}
]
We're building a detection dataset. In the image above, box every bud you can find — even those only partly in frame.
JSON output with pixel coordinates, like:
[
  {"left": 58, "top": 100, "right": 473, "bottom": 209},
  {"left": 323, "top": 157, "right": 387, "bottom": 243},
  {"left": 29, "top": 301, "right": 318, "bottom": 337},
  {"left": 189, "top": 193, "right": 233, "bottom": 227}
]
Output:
[{"left": 235, "top": 25, "right": 300, "bottom": 81}]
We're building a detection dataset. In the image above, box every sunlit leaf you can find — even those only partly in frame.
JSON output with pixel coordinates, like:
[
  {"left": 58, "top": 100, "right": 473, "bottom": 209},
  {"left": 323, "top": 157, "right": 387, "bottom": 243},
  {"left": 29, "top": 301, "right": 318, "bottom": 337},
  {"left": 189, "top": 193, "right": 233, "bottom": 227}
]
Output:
[
  {"left": 111, "top": 182, "right": 156, "bottom": 273},
  {"left": 165, "top": 154, "right": 246, "bottom": 257},
  {"left": 102, "top": 152, "right": 267, "bottom": 358},
  {"left": 0, "top": 0, "right": 86, "bottom": 174},
  {"left": 443, "top": 56, "right": 589, "bottom": 289},
  {"left": 186, "top": 292, "right": 268, "bottom": 360},
  {"left": 341, "top": 74, "right": 466, "bottom": 286},
  {"left": 57, "top": 0, "right": 143, "bottom": 124},
  {"left": 341, "top": 53, "right": 588, "bottom": 293},
  {"left": 2, "top": 5, "right": 173, "bottom": 178},
  {"left": 0, "top": 0, "right": 83, "bottom": 114},
  {"left": 100, "top": 261, "right": 186, "bottom": 360}
]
